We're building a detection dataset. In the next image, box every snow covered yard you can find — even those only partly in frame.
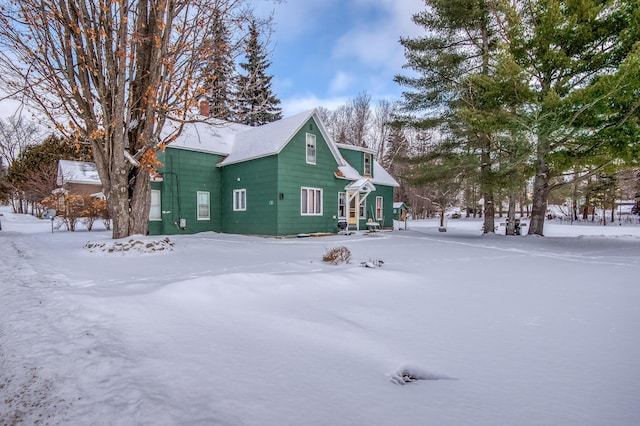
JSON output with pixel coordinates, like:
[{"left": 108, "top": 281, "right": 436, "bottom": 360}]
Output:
[{"left": 1, "top": 209, "right": 640, "bottom": 425}]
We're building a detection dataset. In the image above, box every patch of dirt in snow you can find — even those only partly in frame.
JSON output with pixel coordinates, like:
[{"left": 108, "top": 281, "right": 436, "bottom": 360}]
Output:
[
  {"left": 84, "top": 236, "right": 174, "bottom": 254},
  {"left": 0, "top": 366, "right": 69, "bottom": 426}
]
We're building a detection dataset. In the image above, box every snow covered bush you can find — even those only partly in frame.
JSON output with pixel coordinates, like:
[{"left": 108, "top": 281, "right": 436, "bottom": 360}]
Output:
[{"left": 322, "top": 246, "right": 351, "bottom": 265}]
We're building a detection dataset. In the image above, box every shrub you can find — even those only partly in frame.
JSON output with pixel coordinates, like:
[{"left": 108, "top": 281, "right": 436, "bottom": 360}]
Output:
[{"left": 322, "top": 246, "right": 351, "bottom": 265}]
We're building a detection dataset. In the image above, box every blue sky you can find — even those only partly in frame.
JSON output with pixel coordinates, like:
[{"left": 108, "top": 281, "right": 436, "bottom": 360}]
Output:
[
  {"left": 0, "top": 0, "right": 425, "bottom": 119},
  {"left": 251, "top": 0, "right": 425, "bottom": 116}
]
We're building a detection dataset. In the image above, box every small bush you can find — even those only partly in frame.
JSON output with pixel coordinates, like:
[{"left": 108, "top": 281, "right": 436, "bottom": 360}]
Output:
[{"left": 322, "top": 246, "right": 351, "bottom": 265}]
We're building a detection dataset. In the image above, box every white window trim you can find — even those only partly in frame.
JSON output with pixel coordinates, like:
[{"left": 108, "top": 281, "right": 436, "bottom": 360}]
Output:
[
  {"left": 364, "top": 153, "right": 372, "bottom": 176},
  {"left": 301, "top": 187, "right": 323, "bottom": 216},
  {"left": 306, "top": 133, "right": 316, "bottom": 165},
  {"left": 149, "top": 189, "right": 161, "bottom": 221},
  {"left": 197, "top": 191, "right": 210, "bottom": 220},
  {"left": 233, "top": 189, "right": 247, "bottom": 211},
  {"left": 376, "top": 196, "right": 383, "bottom": 220},
  {"left": 338, "top": 192, "right": 346, "bottom": 219},
  {"left": 359, "top": 197, "right": 366, "bottom": 219}
]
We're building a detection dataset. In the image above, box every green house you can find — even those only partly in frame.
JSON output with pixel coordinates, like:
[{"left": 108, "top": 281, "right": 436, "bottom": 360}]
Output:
[
  {"left": 393, "top": 202, "right": 408, "bottom": 221},
  {"left": 147, "top": 109, "right": 399, "bottom": 236}
]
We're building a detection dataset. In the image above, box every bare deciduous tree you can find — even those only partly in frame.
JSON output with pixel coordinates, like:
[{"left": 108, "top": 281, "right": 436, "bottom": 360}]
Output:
[
  {"left": 0, "top": 0, "right": 257, "bottom": 238},
  {"left": 350, "top": 91, "right": 371, "bottom": 148},
  {"left": 0, "top": 115, "right": 41, "bottom": 172}
]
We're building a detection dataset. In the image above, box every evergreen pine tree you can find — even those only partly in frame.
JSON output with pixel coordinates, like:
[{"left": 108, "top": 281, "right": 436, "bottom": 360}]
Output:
[
  {"left": 395, "top": 0, "right": 503, "bottom": 233},
  {"left": 501, "top": 0, "right": 640, "bottom": 235},
  {"left": 236, "top": 20, "right": 282, "bottom": 126},
  {"left": 201, "top": 9, "right": 236, "bottom": 120}
]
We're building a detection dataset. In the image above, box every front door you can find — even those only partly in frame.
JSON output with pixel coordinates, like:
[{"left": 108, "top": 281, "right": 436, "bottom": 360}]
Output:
[{"left": 348, "top": 192, "right": 358, "bottom": 228}]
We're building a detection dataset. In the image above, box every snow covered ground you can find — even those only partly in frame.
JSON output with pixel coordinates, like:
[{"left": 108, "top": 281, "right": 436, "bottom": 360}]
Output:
[{"left": 1, "top": 207, "right": 640, "bottom": 425}]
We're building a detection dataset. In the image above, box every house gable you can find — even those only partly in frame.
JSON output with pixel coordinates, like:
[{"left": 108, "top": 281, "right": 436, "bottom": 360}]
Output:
[
  {"left": 336, "top": 144, "right": 376, "bottom": 178},
  {"left": 218, "top": 110, "right": 345, "bottom": 168},
  {"left": 274, "top": 117, "right": 344, "bottom": 235}
]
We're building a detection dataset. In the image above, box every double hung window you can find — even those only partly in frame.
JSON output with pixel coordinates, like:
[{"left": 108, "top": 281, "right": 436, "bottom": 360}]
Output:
[
  {"left": 376, "top": 196, "right": 383, "bottom": 220},
  {"left": 233, "top": 189, "right": 246, "bottom": 211},
  {"left": 306, "top": 133, "right": 316, "bottom": 164},
  {"left": 364, "top": 153, "right": 372, "bottom": 176},
  {"left": 338, "top": 192, "right": 346, "bottom": 218},
  {"left": 301, "top": 187, "right": 322, "bottom": 215},
  {"left": 197, "top": 191, "right": 210, "bottom": 220},
  {"left": 149, "top": 189, "right": 161, "bottom": 220}
]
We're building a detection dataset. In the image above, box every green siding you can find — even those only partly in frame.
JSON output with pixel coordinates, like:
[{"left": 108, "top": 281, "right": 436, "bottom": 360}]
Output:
[
  {"left": 148, "top": 116, "right": 396, "bottom": 236},
  {"left": 148, "top": 148, "right": 223, "bottom": 235},
  {"left": 221, "top": 155, "right": 278, "bottom": 235},
  {"left": 338, "top": 147, "right": 373, "bottom": 178},
  {"left": 275, "top": 118, "right": 344, "bottom": 235}
]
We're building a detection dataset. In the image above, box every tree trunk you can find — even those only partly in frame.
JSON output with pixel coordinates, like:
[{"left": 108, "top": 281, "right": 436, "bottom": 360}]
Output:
[
  {"left": 506, "top": 192, "right": 516, "bottom": 236},
  {"left": 481, "top": 134, "right": 495, "bottom": 233},
  {"left": 129, "top": 170, "right": 151, "bottom": 236},
  {"left": 528, "top": 171, "right": 549, "bottom": 236},
  {"left": 528, "top": 130, "right": 551, "bottom": 236},
  {"left": 483, "top": 191, "right": 495, "bottom": 233}
]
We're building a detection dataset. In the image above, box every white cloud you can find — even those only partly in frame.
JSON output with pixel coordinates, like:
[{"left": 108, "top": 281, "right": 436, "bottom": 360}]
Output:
[
  {"left": 251, "top": 0, "right": 341, "bottom": 42},
  {"left": 332, "top": 0, "right": 424, "bottom": 72},
  {"left": 281, "top": 94, "right": 349, "bottom": 116},
  {"left": 0, "top": 98, "right": 24, "bottom": 118},
  {"left": 328, "top": 71, "right": 355, "bottom": 95}
]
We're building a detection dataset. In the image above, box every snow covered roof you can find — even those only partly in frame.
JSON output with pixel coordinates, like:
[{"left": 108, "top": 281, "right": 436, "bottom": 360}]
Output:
[
  {"left": 218, "top": 109, "right": 345, "bottom": 167},
  {"left": 57, "top": 160, "right": 101, "bottom": 186},
  {"left": 162, "top": 110, "right": 398, "bottom": 187},
  {"left": 337, "top": 161, "right": 399, "bottom": 188},
  {"left": 166, "top": 119, "right": 251, "bottom": 156},
  {"left": 335, "top": 143, "right": 376, "bottom": 155},
  {"left": 344, "top": 179, "right": 376, "bottom": 193}
]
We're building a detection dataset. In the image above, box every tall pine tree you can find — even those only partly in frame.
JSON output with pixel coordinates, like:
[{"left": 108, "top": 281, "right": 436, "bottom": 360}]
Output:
[
  {"left": 501, "top": 0, "right": 640, "bottom": 235},
  {"left": 236, "top": 20, "right": 282, "bottom": 126},
  {"left": 201, "top": 9, "right": 236, "bottom": 120},
  {"left": 395, "top": 0, "right": 502, "bottom": 233}
]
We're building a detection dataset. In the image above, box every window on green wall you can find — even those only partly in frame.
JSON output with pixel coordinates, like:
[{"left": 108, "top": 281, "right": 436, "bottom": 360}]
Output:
[
  {"left": 376, "top": 196, "right": 383, "bottom": 220},
  {"left": 359, "top": 197, "right": 366, "bottom": 218},
  {"left": 233, "top": 189, "right": 246, "bottom": 211},
  {"left": 306, "top": 133, "right": 316, "bottom": 164},
  {"left": 301, "top": 187, "right": 322, "bottom": 215},
  {"left": 149, "top": 189, "right": 161, "bottom": 220},
  {"left": 197, "top": 191, "right": 210, "bottom": 220},
  {"left": 338, "top": 192, "right": 346, "bottom": 218},
  {"left": 364, "top": 153, "right": 372, "bottom": 176}
]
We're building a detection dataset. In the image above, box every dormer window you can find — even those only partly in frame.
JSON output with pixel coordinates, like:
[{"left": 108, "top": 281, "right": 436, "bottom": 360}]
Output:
[
  {"left": 306, "top": 133, "right": 316, "bottom": 164},
  {"left": 364, "top": 153, "right": 372, "bottom": 176}
]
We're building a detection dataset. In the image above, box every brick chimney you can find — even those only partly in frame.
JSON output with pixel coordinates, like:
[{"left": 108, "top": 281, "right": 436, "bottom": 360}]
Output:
[{"left": 199, "top": 98, "right": 210, "bottom": 117}]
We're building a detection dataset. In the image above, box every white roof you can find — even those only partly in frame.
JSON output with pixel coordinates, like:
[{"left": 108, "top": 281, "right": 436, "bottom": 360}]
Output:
[
  {"left": 344, "top": 179, "right": 376, "bottom": 192},
  {"left": 57, "top": 160, "right": 101, "bottom": 186},
  {"left": 335, "top": 143, "right": 376, "bottom": 155},
  {"left": 337, "top": 160, "right": 399, "bottom": 188},
  {"left": 218, "top": 109, "right": 345, "bottom": 167},
  {"left": 166, "top": 119, "right": 251, "bottom": 156},
  {"left": 393, "top": 202, "right": 406, "bottom": 208},
  {"left": 372, "top": 160, "right": 400, "bottom": 187},
  {"left": 162, "top": 110, "right": 398, "bottom": 187}
]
